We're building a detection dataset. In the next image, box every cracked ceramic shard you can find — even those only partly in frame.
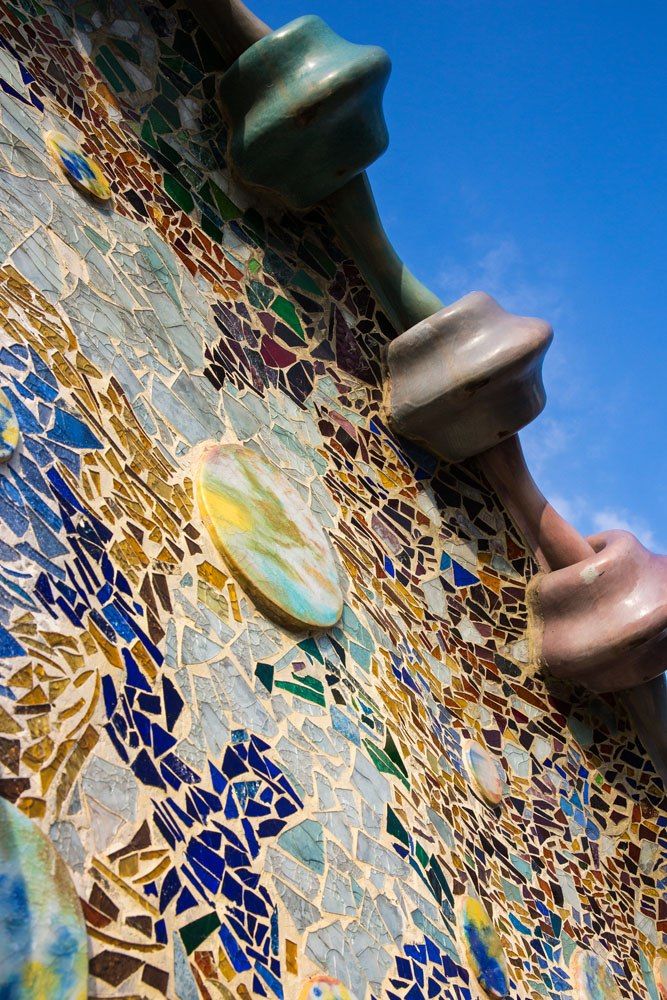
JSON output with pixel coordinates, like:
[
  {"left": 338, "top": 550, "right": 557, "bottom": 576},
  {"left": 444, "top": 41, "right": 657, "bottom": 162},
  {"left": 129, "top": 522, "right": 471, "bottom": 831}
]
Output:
[
  {"left": 218, "top": 15, "right": 391, "bottom": 209},
  {"left": 532, "top": 529, "right": 667, "bottom": 693},
  {"left": 387, "top": 292, "right": 553, "bottom": 462},
  {"left": 45, "top": 130, "right": 112, "bottom": 201},
  {"left": 195, "top": 443, "right": 344, "bottom": 629},
  {"left": 0, "top": 798, "right": 88, "bottom": 999}
]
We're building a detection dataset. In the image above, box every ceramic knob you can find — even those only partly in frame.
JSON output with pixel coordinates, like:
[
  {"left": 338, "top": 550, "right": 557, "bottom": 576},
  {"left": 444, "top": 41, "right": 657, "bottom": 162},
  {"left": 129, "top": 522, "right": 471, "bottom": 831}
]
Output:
[
  {"left": 218, "top": 15, "right": 391, "bottom": 209},
  {"left": 533, "top": 530, "right": 667, "bottom": 693},
  {"left": 387, "top": 291, "right": 553, "bottom": 462}
]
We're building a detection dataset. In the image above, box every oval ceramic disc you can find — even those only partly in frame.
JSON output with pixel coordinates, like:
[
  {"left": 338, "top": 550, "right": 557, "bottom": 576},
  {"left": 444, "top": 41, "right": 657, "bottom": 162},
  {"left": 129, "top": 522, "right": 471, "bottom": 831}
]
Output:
[
  {"left": 456, "top": 896, "right": 509, "bottom": 998},
  {"left": 0, "top": 798, "right": 88, "bottom": 999},
  {"left": 569, "top": 949, "right": 622, "bottom": 1000},
  {"left": 298, "top": 975, "right": 359, "bottom": 1000},
  {"left": 196, "top": 444, "right": 343, "bottom": 629},
  {"left": 0, "top": 387, "right": 19, "bottom": 462},
  {"left": 463, "top": 739, "right": 505, "bottom": 807},
  {"left": 45, "top": 129, "right": 112, "bottom": 201}
]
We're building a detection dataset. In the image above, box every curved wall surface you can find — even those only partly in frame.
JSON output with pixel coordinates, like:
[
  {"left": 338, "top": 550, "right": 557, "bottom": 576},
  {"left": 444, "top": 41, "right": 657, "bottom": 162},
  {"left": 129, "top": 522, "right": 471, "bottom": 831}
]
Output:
[{"left": 0, "top": 2, "right": 665, "bottom": 998}]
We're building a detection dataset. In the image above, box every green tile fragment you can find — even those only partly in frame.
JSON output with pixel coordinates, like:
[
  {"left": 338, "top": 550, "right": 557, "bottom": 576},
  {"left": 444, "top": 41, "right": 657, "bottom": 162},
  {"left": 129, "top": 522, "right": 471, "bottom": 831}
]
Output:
[
  {"left": 248, "top": 258, "right": 261, "bottom": 275},
  {"left": 83, "top": 226, "right": 111, "bottom": 254},
  {"left": 96, "top": 45, "right": 137, "bottom": 94},
  {"left": 263, "top": 249, "right": 293, "bottom": 284},
  {"left": 255, "top": 661, "right": 274, "bottom": 693},
  {"left": 429, "top": 855, "right": 454, "bottom": 907},
  {"left": 242, "top": 208, "right": 265, "bottom": 244},
  {"left": 272, "top": 296, "right": 304, "bottom": 339},
  {"left": 163, "top": 174, "right": 194, "bottom": 214},
  {"left": 201, "top": 215, "right": 223, "bottom": 243},
  {"left": 363, "top": 738, "right": 410, "bottom": 788},
  {"left": 274, "top": 680, "right": 326, "bottom": 707},
  {"left": 415, "top": 841, "right": 429, "bottom": 868},
  {"left": 293, "top": 673, "right": 324, "bottom": 694},
  {"left": 384, "top": 730, "right": 408, "bottom": 778},
  {"left": 147, "top": 107, "right": 174, "bottom": 137},
  {"left": 387, "top": 804, "right": 409, "bottom": 846},
  {"left": 153, "top": 93, "right": 181, "bottom": 128},
  {"left": 297, "top": 637, "right": 324, "bottom": 664},
  {"left": 301, "top": 239, "right": 336, "bottom": 278},
  {"left": 248, "top": 280, "right": 274, "bottom": 310},
  {"left": 291, "top": 268, "right": 323, "bottom": 297},
  {"left": 111, "top": 37, "right": 141, "bottom": 66},
  {"left": 180, "top": 911, "right": 221, "bottom": 954},
  {"left": 209, "top": 182, "right": 241, "bottom": 222}
]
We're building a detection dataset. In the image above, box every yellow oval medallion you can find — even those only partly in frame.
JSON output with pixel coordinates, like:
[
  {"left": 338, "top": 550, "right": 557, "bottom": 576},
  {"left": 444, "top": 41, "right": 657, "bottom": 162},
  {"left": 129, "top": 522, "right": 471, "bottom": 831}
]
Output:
[
  {"left": 298, "top": 975, "right": 359, "bottom": 1000},
  {"left": 46, "top": 129, "right": 112, "bottom": 201},
  {"left": 0, "top": 387, "right": 19, "bottom": 463},
  {"left": 569, "top": 948, "right": 622, "bottom": 1000},
  {"left": 196, "top": 444, "right": 343, "bottom": 629},
  {"left": 0, "top": 798, "right": 88, "bottom": 999},
  {"left": 463, "top": 739, "right": 505, "bottom": 807}
]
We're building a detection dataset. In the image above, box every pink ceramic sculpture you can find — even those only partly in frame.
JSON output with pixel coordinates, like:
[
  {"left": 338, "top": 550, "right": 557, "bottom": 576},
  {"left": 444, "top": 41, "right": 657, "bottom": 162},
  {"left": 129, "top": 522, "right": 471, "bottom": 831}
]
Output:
[
  {"left": 534, "top": 529, "right": 667, "bottom": 693},
  {"left": 485, "top": 438, "right": 667, "bottom": 694}
]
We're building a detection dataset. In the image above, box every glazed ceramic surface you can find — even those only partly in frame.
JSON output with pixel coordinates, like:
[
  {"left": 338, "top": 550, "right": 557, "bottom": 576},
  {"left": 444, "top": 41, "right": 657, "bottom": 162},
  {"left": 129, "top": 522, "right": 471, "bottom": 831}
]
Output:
[
  {"left": 463, "top": 739, "right": 505, "bottom": 807},
  {"left": 0, "top": 799, "right": 88, "bottom": 999},
  {"left": 219, "top": 15, "right": 390, "bottom": 208},
  {"left": 654, "top": 954, "right": 667, "bottom": 999},
  {"left": 0, "top": 2, "right": 664, "bottom": 998},
  {"left": 456, "top": 896, "right": 509, "bottom": 998},
  {"left": 569, "top": 948, "right": 622, "bottom": 1000},
  {"left": 45, "top": 129, "right": 111, "bottom": 200},
  {"left": 196, "top": 443, "right": 343, "bottom": 628},
  {"left": 0, "top": 387, "right": 19, "bottom": 462},
  {"left": 298, "top": 974, "right": 359, "bottom": 1000}
]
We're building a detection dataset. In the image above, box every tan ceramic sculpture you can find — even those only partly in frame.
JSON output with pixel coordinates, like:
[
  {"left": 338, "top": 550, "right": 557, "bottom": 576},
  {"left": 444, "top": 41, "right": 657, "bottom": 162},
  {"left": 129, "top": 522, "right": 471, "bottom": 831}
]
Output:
[{"left": 387, "top": 292, "right": 552, "bottom": 462}]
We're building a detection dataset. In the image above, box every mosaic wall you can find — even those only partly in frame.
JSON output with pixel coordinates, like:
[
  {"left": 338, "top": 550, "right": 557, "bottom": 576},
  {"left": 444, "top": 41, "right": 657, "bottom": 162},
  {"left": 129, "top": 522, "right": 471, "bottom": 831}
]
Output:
[{"left": 0, "top": 1, "right": 666, "bottom": 997}]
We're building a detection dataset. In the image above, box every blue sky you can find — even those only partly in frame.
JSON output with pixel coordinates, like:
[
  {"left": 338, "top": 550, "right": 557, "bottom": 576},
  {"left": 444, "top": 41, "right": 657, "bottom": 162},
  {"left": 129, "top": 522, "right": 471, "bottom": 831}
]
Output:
[{"left": 253, "top": 0, "right": 667, "bottom": 551}]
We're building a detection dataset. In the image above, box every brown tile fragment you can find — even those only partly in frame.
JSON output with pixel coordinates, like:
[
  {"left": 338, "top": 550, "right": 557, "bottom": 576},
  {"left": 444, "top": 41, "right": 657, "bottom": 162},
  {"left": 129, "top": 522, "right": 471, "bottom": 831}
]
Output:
[{"left": 90, "top": 950, "right": 142, "bottom": 986}]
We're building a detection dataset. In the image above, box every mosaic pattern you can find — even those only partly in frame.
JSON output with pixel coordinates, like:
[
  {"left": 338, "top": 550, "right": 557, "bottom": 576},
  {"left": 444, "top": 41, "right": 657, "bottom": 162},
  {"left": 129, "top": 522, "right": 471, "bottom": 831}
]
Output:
[
  {"left": 0, "top": 797, "right": 88, "bottom": 999},
  {"left": 195, "top": 443, "right": 343, "bottom": 629},
  {"left": 0, "top": 384, "right": 18, "bottom": 461},
  {"left": 45, "top": 129, "right": 111, "bottom": 201},
  {"left": 0, "top": 1, "right": 665, "bottom": 998}
]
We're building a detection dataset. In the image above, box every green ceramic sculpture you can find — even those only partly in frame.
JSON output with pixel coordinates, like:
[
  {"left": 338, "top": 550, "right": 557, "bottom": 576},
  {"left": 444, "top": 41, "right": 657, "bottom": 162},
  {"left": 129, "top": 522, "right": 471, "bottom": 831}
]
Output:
[{"left": 218, "top": 15, "right": 391, "bottom": 210}]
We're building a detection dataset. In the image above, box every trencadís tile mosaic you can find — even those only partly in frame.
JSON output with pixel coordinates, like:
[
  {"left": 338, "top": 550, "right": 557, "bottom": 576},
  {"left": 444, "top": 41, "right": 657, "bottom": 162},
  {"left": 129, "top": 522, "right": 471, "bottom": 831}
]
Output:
[{"left": 0, "top": 1, "right": 665, "bottom": 997}]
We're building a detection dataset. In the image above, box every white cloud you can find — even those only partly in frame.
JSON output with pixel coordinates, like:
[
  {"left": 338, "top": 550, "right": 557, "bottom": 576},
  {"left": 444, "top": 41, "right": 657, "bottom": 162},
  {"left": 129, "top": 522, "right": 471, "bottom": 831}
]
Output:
[
  {"left": 437, "top": 234, "right": 565, "bottom": 319},
  {"left": 546, "top": 493, "right": 588, "bottom": 529},
  {"left": 522, "top": 417, "right": 572, "bottom": 480},
  {"left": 528, "top": 492, "right": 658, "bottom": 550},
  {"left": 590, "top": 507, "right": 656, "bottom": 549}
]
